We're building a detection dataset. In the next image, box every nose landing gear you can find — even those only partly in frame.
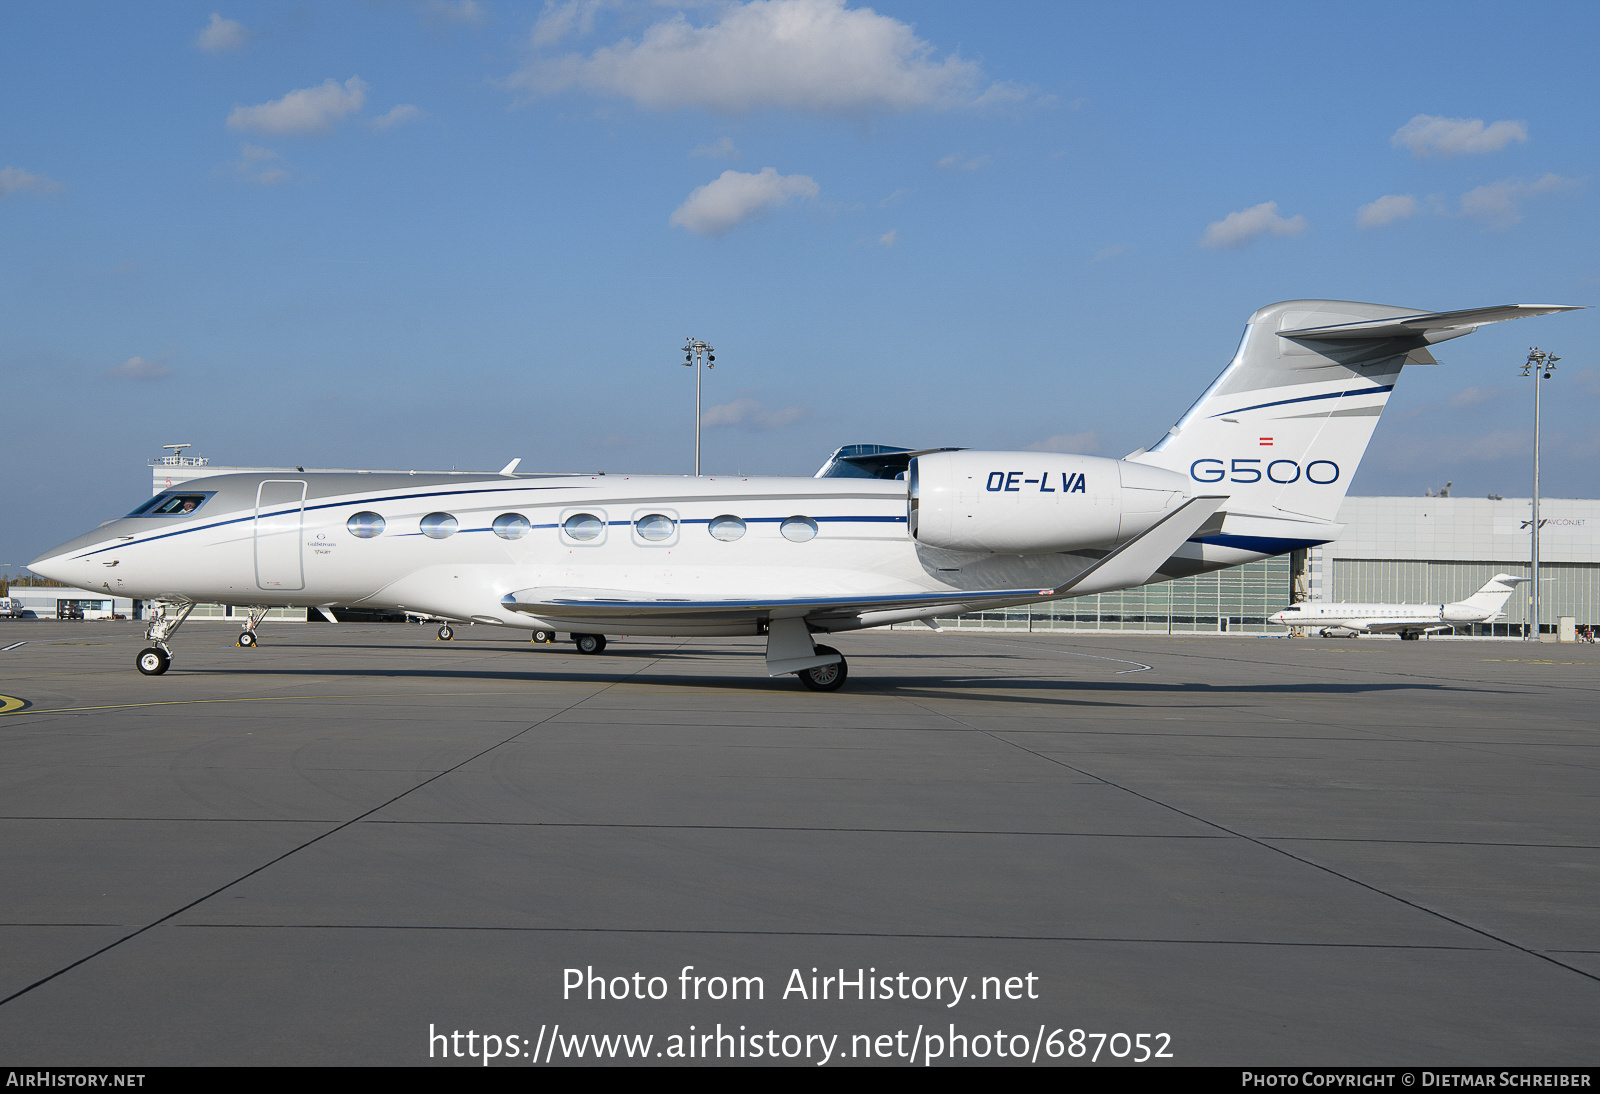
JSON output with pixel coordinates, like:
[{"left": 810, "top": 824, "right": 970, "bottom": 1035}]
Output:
[
  {"left": 135, "top": 600, "right": 194, "bottom": 676},
  {"left": 437, "top": 624, "right": 454, "bottom": 641}
]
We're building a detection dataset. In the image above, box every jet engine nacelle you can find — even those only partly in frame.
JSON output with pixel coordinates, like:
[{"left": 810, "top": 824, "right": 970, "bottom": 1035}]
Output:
[{"left": 909, "top": 451, "right": 1193, "bottom": 554}]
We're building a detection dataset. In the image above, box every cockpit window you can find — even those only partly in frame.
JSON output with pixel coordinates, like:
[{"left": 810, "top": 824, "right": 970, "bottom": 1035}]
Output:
[{"left": 126, "top": 492, "right": 214, "bottom": 518}]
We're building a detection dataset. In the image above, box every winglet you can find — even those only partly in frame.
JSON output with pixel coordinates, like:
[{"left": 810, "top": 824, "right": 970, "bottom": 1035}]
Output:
[
  {"left": 1051, "top": 497, "right": 1227, "bottom": 598},
  {"left": 498, "top": 458, "right": 522, "bottom": 476}
]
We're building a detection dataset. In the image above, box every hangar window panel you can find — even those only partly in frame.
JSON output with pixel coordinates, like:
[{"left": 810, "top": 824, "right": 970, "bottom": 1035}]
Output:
[
  {"left": 636, "top": 514, "right": 675, "bottom": 541},
  {"left": 564, "top": 513, "right": 603, "bottom": 541},
  {"left": 493, "top": 513, "right": 531, "bottom": 540},
  {"left": 347, "top": 512, "right": 386, "bottom": 538},
  {"left": 421, "top": 513, "right": 459, "bottom": 539},
  {"left": 709, "top": 516, "right": 746, "bottom": 542},
  {"left": 780, "top": 516, "right": 818, "bottom": 543}
]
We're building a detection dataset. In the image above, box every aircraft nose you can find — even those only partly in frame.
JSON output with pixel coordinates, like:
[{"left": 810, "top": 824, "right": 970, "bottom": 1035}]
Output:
[{"left": 28, "top": 546, "right": 87, "bottom": 588}]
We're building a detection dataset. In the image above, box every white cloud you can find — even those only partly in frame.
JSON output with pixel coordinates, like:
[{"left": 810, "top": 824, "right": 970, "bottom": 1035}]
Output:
[
  {"left": 1391, "top": 114, "right": 1528, "bottom": 157},
  {"left": 1449, "top": 386, "right": 1503, "bottom": 408},
  {"left": 0, "top": 166, "right": 63, "bottom": 197},
  {"left": 372, "top": 104, "right": 421, "bottom": 130},
  {"left": 935, "top": 152, "right": 987, "bottom": 171},
  {"left": 106, "top": 356, "right": 174, "bottom": 381},
  {"left": 877, "top": 229, "right": 897, "bottom": 247},
  {"left": 231, "top": 144, "right": 288, "bottom": 185},
  {"left": 1356, "top": 194, "right": 1417, "bottom": 228},
  {"left": 690, "top": 136, "right": 740, "bottom": 160},
  {"left": 702, "top": 396, "right": 806, "bottom": 430},
  {"left": 228, "top": 77, "right": 368, "bottom": 136},
  {"left": 1459, "top": 173, "right": 1579, "bottom": 229},
  {"left": 512, "top": 0, "right": 1018, "bottom": 115},
  {"left": 878, "top": 187, "right": 912, "bottom": 207},
  {"left": 426, "top": 0, "right": 487, "bottom": 27},
  {"left": 195, "top": 13, "right": 248, "bottom": 53},
  {"left": 1025, "top": 432, "right": 1101, "bottom": 454},
  {"left": 1200, "top": 201, "right": 1306, "bottom": 249},
  {"left": 669, "top": 167, "right": 818, "bottom": 235},
  {"left": 531, "top": 0, "right": 608, "bottom": 47}
]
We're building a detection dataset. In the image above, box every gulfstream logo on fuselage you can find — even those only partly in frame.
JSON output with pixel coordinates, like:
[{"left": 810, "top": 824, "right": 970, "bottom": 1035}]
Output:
[
  {"left": 985, "top": 472, "right": 1088, "bottom": 493},
  {"left": 1190, "top": 458, "right": 1339, "bottom": 485}
]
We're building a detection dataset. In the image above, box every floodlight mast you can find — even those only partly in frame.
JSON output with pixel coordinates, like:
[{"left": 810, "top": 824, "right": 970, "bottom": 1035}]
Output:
[
  {"left": 1521, "top": 348, "right": 1559, "bottom": 640},
  {"left": 681, "top": 338, "right": 715, "bottom": 475}
]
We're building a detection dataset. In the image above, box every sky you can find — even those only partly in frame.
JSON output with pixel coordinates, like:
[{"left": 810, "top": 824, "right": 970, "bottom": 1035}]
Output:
[{"left": 2, "top": 0, "right": 1597, "bottom": 569}]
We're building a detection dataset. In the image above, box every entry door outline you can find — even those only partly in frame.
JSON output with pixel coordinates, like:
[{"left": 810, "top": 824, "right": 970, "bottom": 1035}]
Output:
[{"left": 254, "top": 480, "right": 308, "bottom": 591}]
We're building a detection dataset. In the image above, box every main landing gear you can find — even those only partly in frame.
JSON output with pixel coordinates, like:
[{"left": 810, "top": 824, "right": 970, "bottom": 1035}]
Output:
[
  {"left": 573, "top": 633, "right": 607, "bottom": 655},
  {"left": 795, "top": 644, "right": 848, "bottom": 692},
  {"left": 136, "top": 601, "right": 195, "bottom": 676}
]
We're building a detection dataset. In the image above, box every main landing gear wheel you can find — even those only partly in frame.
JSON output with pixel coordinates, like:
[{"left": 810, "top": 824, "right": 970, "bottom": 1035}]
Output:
[
  {"left": 437, "top": 625, "right": 454, "bottom": 641},
  {"left": 531, "top": 629, "right": 555, "bottom": 644},
  {"left": 796, "top": 645, "right": 847, "bottom": 692},
  {"left": 238, "top": 632, "right": 257, "bottom": 648},
  {"left": 136, "top": 647, "right": 170, "bottom": 676},
  {"left": 574, "top": 633, "right": 607, "bottom": 655}
]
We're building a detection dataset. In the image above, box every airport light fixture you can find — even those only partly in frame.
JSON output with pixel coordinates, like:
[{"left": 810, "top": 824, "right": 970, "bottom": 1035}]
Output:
[
  {"left": 1520, "top": 347, "right": 1559, "bottom": 640},
  {"left": 681, "top": 338, "right": 715, "bottom": 475}
]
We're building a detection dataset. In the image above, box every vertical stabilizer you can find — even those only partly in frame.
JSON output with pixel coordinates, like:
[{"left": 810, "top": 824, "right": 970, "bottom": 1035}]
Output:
[{"left": 1127, "top": 300, "right": 1579, "bottom": 524}]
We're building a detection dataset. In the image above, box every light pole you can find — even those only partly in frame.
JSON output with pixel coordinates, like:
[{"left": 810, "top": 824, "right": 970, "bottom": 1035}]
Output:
[
  {"left": 1521, "top": 347, "right": 1559, "bottom": 640},
  {"left": 681, "top": 338, "right": 715, "bottom": 475}
]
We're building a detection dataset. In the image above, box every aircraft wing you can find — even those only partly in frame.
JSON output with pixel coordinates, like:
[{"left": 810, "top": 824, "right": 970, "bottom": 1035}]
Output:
[
  {"left": 500, "top": 586, "right": 1054, "bottom": 623},
  {"left": 1279, "top": 304, "right": 1581, "bottom": 341},
  {"left": 1354, "top": 619, "right": 1450, "bottom": 634}
]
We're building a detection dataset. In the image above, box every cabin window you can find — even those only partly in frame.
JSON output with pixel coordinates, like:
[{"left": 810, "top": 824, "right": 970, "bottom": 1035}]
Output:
[
  {"left": 564, "top": 513, "right": 603, "bottom": 541},
  {"left": 420, "top": 513, "right": 458, "bottom": 539},
  {"left": 780, "top": 516, "right": 818, "bottom": 543},
  {"left": 493, "top": 513, "right": 531, "bottom": 540},
  {"left": 708, "top": 515, "right": 746, "bottom": 542},
  {"left": 636, "top": 514, "right": 675, "bottom": 542},
  {"left": 347, "top": 512, "right": 386, "bottom": 538}
]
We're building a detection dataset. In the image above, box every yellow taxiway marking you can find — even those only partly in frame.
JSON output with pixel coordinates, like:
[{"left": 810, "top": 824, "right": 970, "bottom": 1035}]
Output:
[{"left": 0, "top": 695, "right": 28, "bottom": 715}]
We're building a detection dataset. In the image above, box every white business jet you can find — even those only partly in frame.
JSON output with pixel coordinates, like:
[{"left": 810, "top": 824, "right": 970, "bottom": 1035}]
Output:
[
  {"left": 1270, "top": 574, "right": 1529, "bottom": 639},
  {"left": 29, "top": 299, "right": 1577, "bottom": 690}
]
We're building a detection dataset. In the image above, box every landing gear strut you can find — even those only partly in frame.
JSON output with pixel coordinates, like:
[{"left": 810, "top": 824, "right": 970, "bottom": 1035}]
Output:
[{"left": 136, "top": 600, "right": 195, "bottom": 676}]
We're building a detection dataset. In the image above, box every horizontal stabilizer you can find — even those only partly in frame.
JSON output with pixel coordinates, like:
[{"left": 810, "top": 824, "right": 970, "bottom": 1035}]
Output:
[{"left": 1280, "top": 304, "right": 1582, "bottom": 341}]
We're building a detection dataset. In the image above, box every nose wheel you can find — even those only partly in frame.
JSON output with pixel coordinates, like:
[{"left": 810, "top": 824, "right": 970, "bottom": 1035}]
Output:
[
  {"left": 531, "top": 629, "right": 556, "bottom": 644},
  {"left": 237, "top": 632, "right": 258, "bottom": 648},
  {"left": 136, "top": 647, "right": 170, "bottom": 675},
  {"left": 437, "top": 625, "right": 454, "bottom": 641}
]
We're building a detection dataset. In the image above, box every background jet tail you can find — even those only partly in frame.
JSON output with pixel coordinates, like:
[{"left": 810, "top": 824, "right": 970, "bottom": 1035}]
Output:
[
  {"left": 1127, "top": 301, "right": 1579, "bottom": 524},
  {"left": 1455, "top": 574, "right": 1529, "bottom": 615}
]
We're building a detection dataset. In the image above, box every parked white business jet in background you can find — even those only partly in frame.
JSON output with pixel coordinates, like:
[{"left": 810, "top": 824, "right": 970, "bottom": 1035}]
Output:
[
  {"left": 29, "top": 299, "right": 1577, "bottom": 689},
  {"left": 1270, "top": 574, "right": 1529, "bottom": 639}
]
